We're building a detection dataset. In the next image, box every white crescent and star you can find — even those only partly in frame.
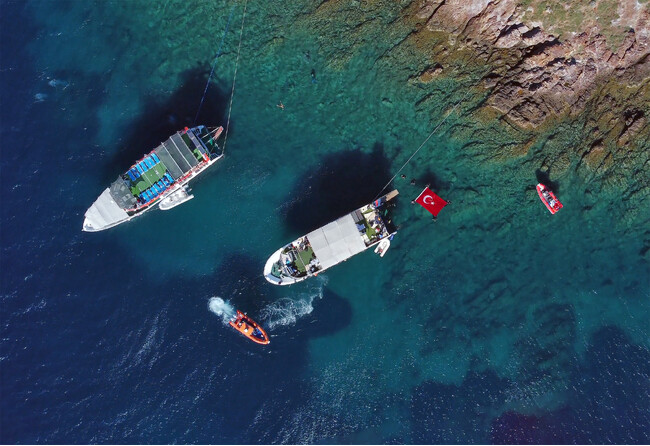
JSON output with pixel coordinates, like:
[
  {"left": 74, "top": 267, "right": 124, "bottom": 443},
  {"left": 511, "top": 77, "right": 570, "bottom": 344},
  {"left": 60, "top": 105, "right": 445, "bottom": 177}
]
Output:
[{"left": 423, "top": 195, "right": 435, "bottom": 205}]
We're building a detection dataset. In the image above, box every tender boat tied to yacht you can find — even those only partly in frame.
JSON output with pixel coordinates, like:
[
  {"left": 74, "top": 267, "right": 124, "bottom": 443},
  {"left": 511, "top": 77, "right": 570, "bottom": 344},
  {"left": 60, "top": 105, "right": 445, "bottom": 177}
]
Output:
[
  {"left": 229, "top": 310, "right": 270, "bottom": 345},
  {"left": 264, "top": 190, "right": 399, "bottom": 285},
  {"left": 536, "top": 183, "right": 563, "bottom": 214},
  {"left": 83, "top": 126, "right": 223, "bottom": 231}
]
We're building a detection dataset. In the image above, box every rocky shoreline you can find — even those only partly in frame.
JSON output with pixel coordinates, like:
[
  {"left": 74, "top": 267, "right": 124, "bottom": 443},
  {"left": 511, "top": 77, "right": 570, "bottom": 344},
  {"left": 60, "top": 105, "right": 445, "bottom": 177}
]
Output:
[
  {"left": 304, "top": 0, "right": 648, "bottom": 172},
  {"left": 417, "top": 0, "right": 649, "bottom": 132}
]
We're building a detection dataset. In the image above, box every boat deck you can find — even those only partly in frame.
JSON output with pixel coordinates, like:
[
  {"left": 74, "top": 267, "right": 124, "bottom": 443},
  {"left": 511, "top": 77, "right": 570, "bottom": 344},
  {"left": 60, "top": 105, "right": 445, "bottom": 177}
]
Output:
[
  {"left": 155, "top": 132, "right": 201, "bottom": 180},
  {"left": 85, "top": 126, "right": 223, "bottom": 231},
  {"left": 129, "top": 163, "right": 168, "bottom": 196},
  {"left": 110, "top": 127, "right": 218, "bottom": 209},
  {"left": 264, "top": 190, "right": 399, "bottom": 285}
]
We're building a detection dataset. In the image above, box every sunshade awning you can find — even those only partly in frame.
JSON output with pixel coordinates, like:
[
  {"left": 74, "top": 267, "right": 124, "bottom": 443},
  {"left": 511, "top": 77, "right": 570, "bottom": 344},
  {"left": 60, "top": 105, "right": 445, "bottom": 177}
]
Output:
[{"left": 307, "top": 214, "right": 366, "bottom": 270}]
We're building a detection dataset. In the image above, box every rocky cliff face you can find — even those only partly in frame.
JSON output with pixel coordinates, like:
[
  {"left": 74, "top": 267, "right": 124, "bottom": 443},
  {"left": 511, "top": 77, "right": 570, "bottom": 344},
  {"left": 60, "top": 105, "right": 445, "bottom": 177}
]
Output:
[
  {"left": 417, "top": 0, "right": 649, "bottom": 131},
  {"left": 298, "top": 0, "right": 648, "bottom": 222},
  {"left": 301, "top": 0, "right": 648, "bottom": 161}
]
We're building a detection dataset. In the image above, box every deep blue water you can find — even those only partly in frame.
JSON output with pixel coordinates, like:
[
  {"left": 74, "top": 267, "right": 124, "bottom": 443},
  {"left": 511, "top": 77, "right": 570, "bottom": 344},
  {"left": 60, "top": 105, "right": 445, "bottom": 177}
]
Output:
[{"left": 1, "top": 1, "right": 649, "bottom": 444}]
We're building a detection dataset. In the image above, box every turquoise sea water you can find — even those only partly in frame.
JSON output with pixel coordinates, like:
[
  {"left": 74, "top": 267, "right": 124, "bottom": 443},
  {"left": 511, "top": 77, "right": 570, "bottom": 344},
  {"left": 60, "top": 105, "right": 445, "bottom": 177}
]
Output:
[{"left": 1, "top": 0, "right": 649, "bottom": 443}]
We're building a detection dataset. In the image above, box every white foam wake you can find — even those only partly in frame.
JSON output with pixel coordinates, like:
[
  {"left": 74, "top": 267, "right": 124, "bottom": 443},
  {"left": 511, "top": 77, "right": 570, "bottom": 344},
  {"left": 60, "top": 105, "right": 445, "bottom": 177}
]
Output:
[
  {"left": 208, "top": 296, "right": 236, "bottom": 325},
  {"left": 260, "top": 277, "right": 327, "bottom": 330}
]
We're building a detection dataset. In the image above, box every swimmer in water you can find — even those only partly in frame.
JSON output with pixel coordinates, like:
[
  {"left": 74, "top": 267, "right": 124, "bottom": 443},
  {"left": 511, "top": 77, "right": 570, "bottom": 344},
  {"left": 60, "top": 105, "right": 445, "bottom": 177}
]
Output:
[{"left": 311, "top": 69, "right": 317, "bottom": 84}]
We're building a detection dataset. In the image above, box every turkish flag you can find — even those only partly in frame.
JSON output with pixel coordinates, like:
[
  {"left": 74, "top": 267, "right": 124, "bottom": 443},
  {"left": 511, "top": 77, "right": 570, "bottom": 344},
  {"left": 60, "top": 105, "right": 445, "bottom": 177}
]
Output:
[{"left": 415, "top": 187, "right": 448, "bottom": 217}]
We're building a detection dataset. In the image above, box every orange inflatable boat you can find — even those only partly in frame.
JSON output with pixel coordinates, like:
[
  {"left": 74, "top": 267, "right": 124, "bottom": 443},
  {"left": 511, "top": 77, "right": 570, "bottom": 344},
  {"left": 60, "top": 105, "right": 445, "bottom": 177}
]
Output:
[{"left": 229, "top": 310, "right": 270, "bottom": 345}]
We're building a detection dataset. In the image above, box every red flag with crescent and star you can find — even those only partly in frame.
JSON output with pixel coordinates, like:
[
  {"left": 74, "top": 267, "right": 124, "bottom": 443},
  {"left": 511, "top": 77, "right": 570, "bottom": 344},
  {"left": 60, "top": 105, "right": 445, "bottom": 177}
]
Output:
[{"left": 415, "top": 187, "right": 448, "bottom": 217}]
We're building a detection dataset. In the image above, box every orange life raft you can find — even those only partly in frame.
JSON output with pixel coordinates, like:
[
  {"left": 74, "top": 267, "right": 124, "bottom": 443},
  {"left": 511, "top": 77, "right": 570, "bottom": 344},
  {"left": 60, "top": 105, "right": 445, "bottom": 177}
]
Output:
[
  {"left": 229, "top": 310, "right": 270, "bottom": 345},
  {"left": 536, "top": 183, "right": 563, "bottom": 214}
]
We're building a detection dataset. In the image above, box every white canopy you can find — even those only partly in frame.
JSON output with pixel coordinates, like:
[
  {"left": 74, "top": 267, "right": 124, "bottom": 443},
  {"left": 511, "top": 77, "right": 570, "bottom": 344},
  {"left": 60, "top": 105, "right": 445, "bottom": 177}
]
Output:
[
  {"left": 307, "top": 214, "right": 366, "bottom": 270},
  {"left": 83, "top": 188, "right": 130, "bottom": 231}
]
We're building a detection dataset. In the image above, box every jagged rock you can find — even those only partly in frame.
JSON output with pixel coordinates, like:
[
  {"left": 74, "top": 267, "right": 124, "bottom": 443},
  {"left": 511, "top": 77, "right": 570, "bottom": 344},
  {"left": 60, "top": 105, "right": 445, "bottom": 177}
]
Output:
[
  {"left": 417, "top": 63, "right": 444, "bottom": 83},
  {"left": 618, "top": 109, "right": 646, "bottom": 146},
  {"left": 418, "top": 0, "right": 650, "bottom": 129}
]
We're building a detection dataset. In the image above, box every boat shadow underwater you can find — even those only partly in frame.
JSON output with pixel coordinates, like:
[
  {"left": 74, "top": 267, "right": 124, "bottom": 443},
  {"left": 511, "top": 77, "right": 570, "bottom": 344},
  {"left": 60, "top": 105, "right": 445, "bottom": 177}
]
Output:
[
  {"left": 535, "top": 168, "right": 560, "bottom": 195},
  {"left": 414, "top": 168, "right": 451, "bottom": 193},
  {"left": 280, "top": 143, "right": 394, "bottom": 235}
]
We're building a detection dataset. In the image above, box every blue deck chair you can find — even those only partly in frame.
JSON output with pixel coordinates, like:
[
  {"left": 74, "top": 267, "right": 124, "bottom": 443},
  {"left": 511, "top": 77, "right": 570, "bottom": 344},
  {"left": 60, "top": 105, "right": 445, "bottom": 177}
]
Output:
[
  {"left": 165, "top": 173, "right": 174, "bottom": 183},
  {"left": 153, "top": 184, "right": 162, "bottom": 194},
  {"left": 136, "top": 164, "right": 144, "bottom": 175},
  {"left": 151, "top": 153, "right": 160, "bottom": 164},
  {"left": 145, "top": 158, "right": 154, "bottom": 168},
  {"left": 139, "top": 161, "right": 148, "bottom": 172},
  {"left": 161, "top": 176, "right": 170, "bottom": 186},
  {"left": 148, "top": 188, "right": 157, "bottom": 198},
  {"left": 127, "top": 170, "right": 137, "bottom": 182},
  {"left": 131, "top": 168, "right": 141, "bottom": 179},
  {"left": 157, "top": 180, "right": 165, "bottom": 190}
]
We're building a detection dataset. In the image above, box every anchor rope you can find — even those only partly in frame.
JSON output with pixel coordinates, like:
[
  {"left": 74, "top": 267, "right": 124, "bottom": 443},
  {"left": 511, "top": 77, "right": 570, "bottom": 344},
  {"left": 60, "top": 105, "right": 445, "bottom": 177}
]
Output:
[
  {"left": 193, "top": 4, "right": 236, "bottom": 125},
  {"left": 222, "top": 0, "right": 248, "bottom": 154},
  {"left": 373, "top": 86, "right": 475, "bottom": 200}
]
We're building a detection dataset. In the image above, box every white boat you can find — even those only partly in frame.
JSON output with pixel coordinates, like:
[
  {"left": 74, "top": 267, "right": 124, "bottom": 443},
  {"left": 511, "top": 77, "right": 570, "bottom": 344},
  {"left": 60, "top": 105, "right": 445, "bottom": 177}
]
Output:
[
  {"left": 159, "top": 187, "right": 194, "bottom": 210},
  {"left": 264, "top": 190, "right": 399, "bottom": 285},
  {"left": 374, "top": 238, "right": 390, "bottom": 257},
  {"left": 83, "top": 126, "right": 223, "bottom": 232}
]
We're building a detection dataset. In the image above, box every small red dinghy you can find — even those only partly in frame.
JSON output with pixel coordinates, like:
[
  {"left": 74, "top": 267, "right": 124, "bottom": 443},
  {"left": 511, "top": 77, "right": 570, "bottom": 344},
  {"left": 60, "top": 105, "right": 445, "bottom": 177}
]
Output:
[
  {"left": 536, "top": 183, "right": 563, "bottom": 214},
  {"left": 229, "top": 310, "right": 270, "bottom": 345}
]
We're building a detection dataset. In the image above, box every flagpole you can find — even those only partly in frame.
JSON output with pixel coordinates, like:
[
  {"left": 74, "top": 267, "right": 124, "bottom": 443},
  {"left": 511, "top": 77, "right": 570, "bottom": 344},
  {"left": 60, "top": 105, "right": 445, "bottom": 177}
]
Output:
[{"left": 414, "top": 188, "right": 427, "bottom": 201}]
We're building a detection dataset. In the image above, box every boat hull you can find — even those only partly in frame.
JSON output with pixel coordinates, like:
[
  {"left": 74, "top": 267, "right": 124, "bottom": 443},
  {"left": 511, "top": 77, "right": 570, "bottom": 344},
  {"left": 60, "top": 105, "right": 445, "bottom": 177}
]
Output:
[
  {"left": 82, "top": 187, "right": 132, "bottom": 232},
  {"left": 374, "top": 238, "right": 390, "bottom": 257},
  {"left": 264, "top": 190, "right": 399, "bottom": 285},
  {"left": 83, "top": 126, "right": 223, "bottom": 232},
  {"left": 536, "top": 183, "right": 563, "bottom": 214},
  {"left": 159, "top": 187, "right": 194, "bottom": 211}
]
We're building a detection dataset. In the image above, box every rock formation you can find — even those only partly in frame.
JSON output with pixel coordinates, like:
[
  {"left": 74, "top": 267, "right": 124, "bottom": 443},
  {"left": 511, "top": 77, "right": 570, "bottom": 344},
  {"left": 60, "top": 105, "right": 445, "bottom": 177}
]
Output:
[{"left": 417, "top": 0, "right": 649, "bottom": 131}]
